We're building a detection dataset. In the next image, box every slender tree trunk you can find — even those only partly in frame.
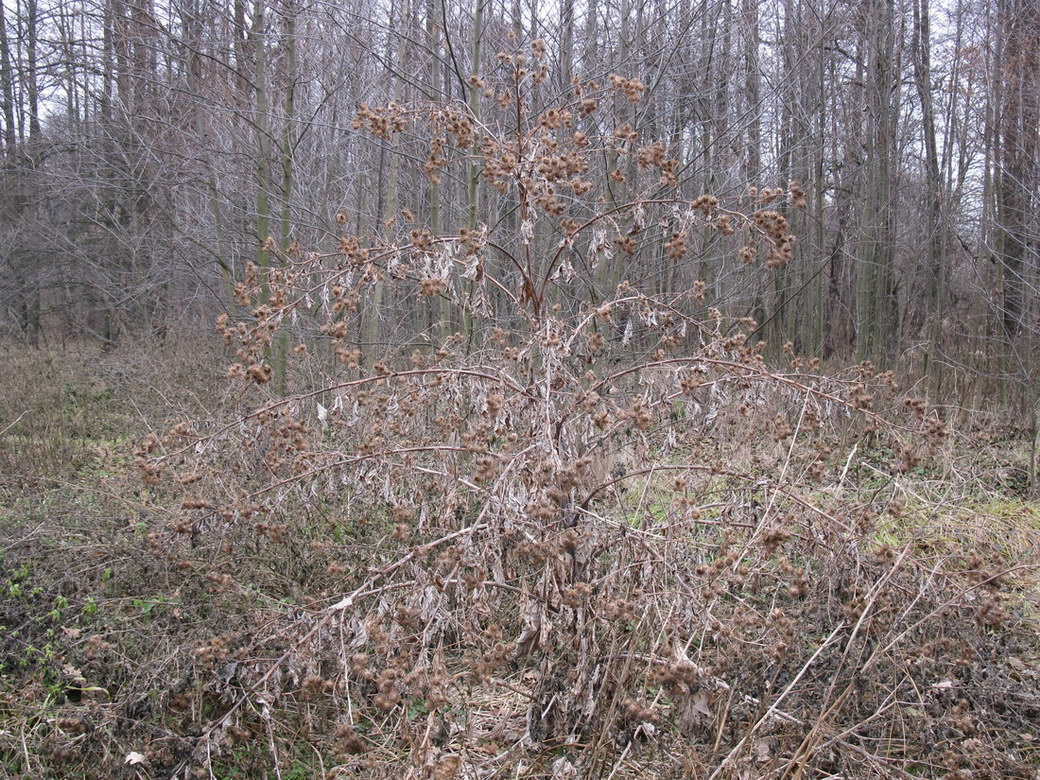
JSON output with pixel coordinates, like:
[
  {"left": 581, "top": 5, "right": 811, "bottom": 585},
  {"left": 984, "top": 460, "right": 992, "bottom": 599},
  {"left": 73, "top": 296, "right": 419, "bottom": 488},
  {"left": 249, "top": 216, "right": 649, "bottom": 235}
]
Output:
[
  {"left": 463, "top": 0, "right": 485, "bottom": 350},
  {"left": 856, "top": 0, "right": 898, "bottom": 365},
  {"left": 426, "top": 0, "right": 450, "bottom": 340},
  {"left": 0, "top": 0, "right": 18, "bottom": 155},
  {"left": 912, "top": 0, "right": 946, "bottom": 394}
]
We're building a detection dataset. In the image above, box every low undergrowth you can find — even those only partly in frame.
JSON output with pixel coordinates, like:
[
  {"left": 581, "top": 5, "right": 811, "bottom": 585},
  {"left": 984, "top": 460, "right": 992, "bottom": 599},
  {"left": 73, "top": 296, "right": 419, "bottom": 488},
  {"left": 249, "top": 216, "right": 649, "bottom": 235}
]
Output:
[{"left": 1, "top": 335, "right": 1038, "bottom": 780}]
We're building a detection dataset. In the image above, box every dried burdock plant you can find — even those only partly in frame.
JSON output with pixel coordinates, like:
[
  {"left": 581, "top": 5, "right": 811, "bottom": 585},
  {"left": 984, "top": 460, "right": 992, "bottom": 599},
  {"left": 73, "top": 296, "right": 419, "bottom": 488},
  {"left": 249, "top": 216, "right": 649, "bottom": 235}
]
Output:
[{"left": 132, "top": 43, "right": 1038, "bottom": 780}]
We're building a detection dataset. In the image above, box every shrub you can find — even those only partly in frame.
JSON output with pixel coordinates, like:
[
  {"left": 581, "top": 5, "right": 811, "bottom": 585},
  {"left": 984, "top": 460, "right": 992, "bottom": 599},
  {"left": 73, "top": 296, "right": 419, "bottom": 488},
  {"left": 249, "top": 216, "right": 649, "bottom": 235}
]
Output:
[{"left": 131, "top": 42, "right": 1034, "bottom": 780}]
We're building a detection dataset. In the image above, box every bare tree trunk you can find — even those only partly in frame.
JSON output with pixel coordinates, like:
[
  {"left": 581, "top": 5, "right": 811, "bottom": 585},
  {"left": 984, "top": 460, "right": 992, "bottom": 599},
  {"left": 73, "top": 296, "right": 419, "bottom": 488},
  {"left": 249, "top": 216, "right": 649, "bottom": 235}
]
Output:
[
  {"left": 0, "top": 0, "right": 18, "bottom": 155},
  {"left": 856, "top": 0, "right": 899, "bottom": 365},
  {"left": 463, "top": 0, "right": 485, "bottom": 350},
  {"left": 996, "top": 0, "right": 1040, "bottom": 344},
  {"left": 912, "top": 0, "right": 947, "bottom": 394}
]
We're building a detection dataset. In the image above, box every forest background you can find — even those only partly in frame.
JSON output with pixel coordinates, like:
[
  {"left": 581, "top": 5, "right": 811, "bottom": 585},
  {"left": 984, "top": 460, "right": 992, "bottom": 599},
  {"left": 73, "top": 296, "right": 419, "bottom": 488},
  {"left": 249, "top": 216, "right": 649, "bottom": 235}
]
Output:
[
  {"left": 0, "top": 0, "right": 1037, "bottom": 399},
  {"left": 1, "top": 0, "right": 1040, "bottom": 777}
]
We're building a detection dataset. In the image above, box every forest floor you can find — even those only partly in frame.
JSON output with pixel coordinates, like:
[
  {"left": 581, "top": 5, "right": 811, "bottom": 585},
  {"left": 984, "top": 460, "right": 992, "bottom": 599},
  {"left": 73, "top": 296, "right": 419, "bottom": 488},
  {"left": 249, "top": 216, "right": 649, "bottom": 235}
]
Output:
[{"left": 1, "top": 341, "right": 1039, "bottom": 779}]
